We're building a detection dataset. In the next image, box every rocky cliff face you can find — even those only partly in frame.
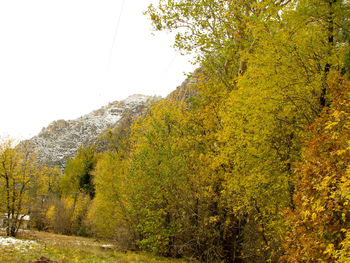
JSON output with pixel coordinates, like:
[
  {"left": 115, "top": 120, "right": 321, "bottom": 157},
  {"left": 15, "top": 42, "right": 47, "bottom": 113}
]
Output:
[
  {"left": 29, "top": 94, "right": 159, "bottom": 169},
  {"left": 167, "top": 68, "right": 202, "bottom": 102}
]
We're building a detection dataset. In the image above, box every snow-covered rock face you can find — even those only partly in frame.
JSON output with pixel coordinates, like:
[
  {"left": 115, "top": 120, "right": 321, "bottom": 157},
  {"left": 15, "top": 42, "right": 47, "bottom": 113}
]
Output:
[{"left": 29, "top": 94, "right": 160, "bottom": 169}]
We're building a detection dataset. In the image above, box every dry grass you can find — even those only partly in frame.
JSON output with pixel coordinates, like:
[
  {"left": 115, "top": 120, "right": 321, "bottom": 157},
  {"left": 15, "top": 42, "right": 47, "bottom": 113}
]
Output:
[
  {"left": 0, "top": 230, "right": 196, "bottom": 263},
  {"left": 18, "top": 230, "right": 116, "bottom": 252}
]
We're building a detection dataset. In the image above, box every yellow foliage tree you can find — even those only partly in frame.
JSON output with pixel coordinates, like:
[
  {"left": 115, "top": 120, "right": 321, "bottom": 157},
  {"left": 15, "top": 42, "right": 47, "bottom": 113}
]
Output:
[{"left": 0, "top": 139, "right": 44, "bottom": 237}]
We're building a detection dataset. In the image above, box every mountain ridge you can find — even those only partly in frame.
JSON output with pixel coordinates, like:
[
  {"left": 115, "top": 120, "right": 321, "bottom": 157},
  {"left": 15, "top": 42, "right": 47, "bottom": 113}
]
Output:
[
  {"left": 28, "top": 94, "right": 160, "bottom": 169},
  {"left": 26, "top": 70, "right": 201, "bottom": 170}
]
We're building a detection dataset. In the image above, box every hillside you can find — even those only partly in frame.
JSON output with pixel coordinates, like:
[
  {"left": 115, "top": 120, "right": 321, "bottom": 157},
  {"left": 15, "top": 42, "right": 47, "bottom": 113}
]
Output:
[{"left": 28, "top": 94, "right": 160, "bottom": 169}]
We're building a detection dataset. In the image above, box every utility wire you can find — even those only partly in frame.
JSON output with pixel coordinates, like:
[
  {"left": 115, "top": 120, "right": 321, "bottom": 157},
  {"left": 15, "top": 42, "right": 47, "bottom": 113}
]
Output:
[{"left": 109, "top": 0, "right": 126, "bottom": 66}]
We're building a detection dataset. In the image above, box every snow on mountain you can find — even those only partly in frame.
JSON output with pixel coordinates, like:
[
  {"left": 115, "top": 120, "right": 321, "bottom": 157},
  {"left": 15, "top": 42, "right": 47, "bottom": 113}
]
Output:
[{"left": 29, "top": 94, "right": 159, "bottom": 169}]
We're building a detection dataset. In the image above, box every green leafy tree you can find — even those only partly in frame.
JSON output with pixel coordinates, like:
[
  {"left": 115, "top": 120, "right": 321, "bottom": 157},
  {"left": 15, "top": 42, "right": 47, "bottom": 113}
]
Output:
[
  {"left": 61, "top": 145, "right": 98, "bottom": 199},
  {"left": 126, "top": 100, "right": 191, "bottom": 256}
]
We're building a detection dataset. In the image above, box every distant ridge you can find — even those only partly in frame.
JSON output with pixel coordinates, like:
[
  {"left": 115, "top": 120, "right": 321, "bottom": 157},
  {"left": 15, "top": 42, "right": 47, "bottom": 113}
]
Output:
[{"left": 27, "top": 94, "right": 160, "bottom": 169}]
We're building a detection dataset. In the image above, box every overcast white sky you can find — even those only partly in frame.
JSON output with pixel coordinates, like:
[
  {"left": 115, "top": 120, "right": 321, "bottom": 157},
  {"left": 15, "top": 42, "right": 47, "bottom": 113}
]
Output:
[{"left": 0, "top": 0, "right": 195, "bottom": 140}]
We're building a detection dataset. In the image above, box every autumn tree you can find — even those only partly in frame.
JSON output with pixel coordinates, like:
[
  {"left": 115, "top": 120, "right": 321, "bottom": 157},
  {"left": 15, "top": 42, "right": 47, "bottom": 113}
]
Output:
[
  {"left": 61, "top": 145, "right": 98, "bottom": 199},
  {"left": 29, "top": 165, "right": 61, "bottom": 231},
  {"left": 125, "top": 100, "right": 190, "bottom": 256},
  {"left": 88, "top": 151, "right": 135, "bottom": 245},
  {"left": 213, "top": 0, "right": 349, "bottom": 260},
  {"left": 282, "top": 76, "right": 350, "bottom": 262},
  {"left": 125, "top": 78, "right": 242, "bottom": 261},
  {"left": 147, "top": 0, "right": 292, "bottom": 85},
  {"left": 0, "top": 139, "right": 44, "bottom": 237},
  {"left": 47, "top": 145, "right": 99, "bottom": 236}
]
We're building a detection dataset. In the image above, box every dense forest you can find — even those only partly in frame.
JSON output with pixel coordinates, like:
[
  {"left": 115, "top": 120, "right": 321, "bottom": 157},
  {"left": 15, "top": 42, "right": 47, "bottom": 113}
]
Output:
[{"left": 1, "top": 0, "right": 350, "bottom": 262}]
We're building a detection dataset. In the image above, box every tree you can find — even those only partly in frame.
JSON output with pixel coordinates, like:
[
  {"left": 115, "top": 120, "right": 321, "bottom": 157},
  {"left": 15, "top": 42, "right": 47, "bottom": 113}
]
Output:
[
  {"left": 0, "top": 139, "right": 43, "bottom": 237},
  {"left": 146, "top": 0, "right": 293, "bottom": 87},
  {"left": 50, "top": 145, "right": 99, "bottom": 236},
  {"left": 88, "top": 151, "right": 135, "bottom": 245},
  {"left": 282, "top": 76, "right": 350, "bottom": 262},
  {"left": 29, "top": 165, "right": 61, "bottom": 231},
  {"left": 126, "top": 100, "right": 191, "bottom": 256},
  {"left": 61, "top": 145, "right": 98, "bottom": 199},
  {"left": 212, "top": 1, "right": 349, "bottom": 260}
]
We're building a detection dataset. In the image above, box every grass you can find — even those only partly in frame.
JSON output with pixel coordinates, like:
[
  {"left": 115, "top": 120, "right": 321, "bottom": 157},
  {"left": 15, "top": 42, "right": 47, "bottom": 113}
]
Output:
[{"left": 0, "top": 230, "right": 196, "bottom": 263}]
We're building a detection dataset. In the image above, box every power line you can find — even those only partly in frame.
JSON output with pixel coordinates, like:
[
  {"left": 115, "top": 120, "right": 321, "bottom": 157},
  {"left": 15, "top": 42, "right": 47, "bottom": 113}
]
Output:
[{"left": 109, "top": 0, "right": 126, "bottom": 66}]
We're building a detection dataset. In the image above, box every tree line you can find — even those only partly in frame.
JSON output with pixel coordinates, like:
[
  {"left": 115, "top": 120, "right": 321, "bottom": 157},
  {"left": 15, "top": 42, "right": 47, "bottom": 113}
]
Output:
[{"left": 1, "top": 0, "right": 349, "bottom": 262}]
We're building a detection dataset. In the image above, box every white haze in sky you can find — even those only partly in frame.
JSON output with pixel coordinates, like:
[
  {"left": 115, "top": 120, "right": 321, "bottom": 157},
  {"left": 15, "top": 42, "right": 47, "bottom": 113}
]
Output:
[{"left": 0, "top": 0, "right": 195, "bottom": 140}]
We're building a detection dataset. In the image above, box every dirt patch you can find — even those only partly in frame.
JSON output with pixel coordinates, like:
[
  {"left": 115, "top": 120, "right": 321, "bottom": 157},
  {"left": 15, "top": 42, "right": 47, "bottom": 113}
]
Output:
[{"left": 33, "top": 256, "right": 59, "bottom": 263}]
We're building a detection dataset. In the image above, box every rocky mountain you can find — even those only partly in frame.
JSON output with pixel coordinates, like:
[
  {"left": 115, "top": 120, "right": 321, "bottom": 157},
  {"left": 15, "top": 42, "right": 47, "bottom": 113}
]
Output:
[
  {"left": 29, "top": 94, "right": 160, "bottom": 169},
  {"left": 167, "top": 68, "right": 202, "bottom": 102},
  {"left": 26, "top": 68, "right": 202, "bottom": 170}
]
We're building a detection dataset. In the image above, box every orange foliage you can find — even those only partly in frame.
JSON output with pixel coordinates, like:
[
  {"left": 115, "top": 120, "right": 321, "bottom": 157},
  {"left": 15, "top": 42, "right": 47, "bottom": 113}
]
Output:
[{"left": 282, "top": 76, "right": 350, "bottom": 262}]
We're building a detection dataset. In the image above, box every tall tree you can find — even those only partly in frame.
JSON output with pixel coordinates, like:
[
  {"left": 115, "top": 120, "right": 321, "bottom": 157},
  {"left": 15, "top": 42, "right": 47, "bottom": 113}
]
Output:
[
  {"left": 146, "top": 0, "right": 292, "bottom": 87},
  {"left": 0, "top": 139, "right": 43, "bottom": 237}
]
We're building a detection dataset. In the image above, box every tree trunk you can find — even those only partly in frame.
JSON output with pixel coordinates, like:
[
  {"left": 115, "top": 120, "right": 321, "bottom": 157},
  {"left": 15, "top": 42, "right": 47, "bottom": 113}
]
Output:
[{"left": 320, "top": 0, "right": 336, "bottom": 108}]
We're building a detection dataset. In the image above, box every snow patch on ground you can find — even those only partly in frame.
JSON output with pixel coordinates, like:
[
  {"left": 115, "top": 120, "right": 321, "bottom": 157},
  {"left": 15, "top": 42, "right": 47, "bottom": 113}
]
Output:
[
  {"left": 101, "top": 244, "right": 114, "bottom": 248},
  {"left": 0, "top": 236, "right": 39, "bottom": 251}
]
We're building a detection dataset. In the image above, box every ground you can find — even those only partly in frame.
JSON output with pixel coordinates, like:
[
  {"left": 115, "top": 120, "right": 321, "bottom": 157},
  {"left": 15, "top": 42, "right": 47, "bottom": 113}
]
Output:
[{"left": 0, "top": 229, "right": 195, "bottom": 263}]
